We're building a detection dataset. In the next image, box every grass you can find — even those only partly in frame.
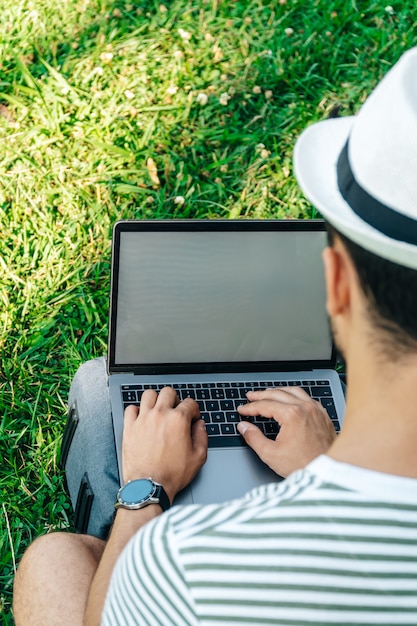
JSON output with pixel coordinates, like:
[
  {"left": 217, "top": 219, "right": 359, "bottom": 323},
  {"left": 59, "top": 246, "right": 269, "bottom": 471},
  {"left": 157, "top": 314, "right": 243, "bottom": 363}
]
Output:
[{"left": 1, "top": 0, "right": 417, "bottom": 621}]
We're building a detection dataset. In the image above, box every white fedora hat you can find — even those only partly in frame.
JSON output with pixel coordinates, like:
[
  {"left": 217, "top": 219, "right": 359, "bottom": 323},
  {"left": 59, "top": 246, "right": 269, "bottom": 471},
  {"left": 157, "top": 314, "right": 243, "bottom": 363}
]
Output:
[{"left": 294, "top": 47, "right": 417, "bottom": 270}]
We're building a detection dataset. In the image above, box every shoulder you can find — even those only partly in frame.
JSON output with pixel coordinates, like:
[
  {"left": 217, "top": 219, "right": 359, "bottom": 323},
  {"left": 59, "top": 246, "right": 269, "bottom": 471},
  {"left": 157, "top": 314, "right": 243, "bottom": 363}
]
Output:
[{"left": 137, "top": 461, "right": 326, "bottom": 545}]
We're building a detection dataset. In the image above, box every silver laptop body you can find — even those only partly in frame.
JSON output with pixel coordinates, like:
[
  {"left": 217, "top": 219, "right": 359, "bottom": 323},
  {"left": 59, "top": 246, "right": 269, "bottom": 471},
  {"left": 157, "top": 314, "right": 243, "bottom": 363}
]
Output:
[{"left": 107, "top": 220, "right": 345, "bottom": 505}]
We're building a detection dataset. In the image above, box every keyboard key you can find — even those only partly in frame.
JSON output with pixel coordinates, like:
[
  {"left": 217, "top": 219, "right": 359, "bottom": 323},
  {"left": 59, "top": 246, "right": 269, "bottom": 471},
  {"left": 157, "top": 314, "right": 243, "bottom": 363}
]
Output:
[
  {"left": 206, "top": 424, "right": 220, "bottom": 436},
  {"left": 263, "top": 421, "right": 280, "bottom": 437},
  {"left": 240, "top": 414, "right": 255, "bottom": 423},
  {"left": 221, "top": 423, "right": 237, "bottom": 435},
  {"left": 122, "top": 384, "right": 143, "bottom": 390},
  {"left": 212, "top": 412, "right": 226, "bottom": 423},
  {"left": 220, "top": 400, "right": 234, "bottom": 411},
  {"left": 225, "top": 412, "right": 240, "bottom": 422},
  {"left": 320, "top": 397, "right": 337, "bottom": 420},
  {"left": 122, "top": 390, "right": 137, "bottom": 402},
  {"left": 182, "top": 389, "right": 196, "bottom": 399},
  {"left": 311, "top": 386, "right": 332, "bottom": 397}
]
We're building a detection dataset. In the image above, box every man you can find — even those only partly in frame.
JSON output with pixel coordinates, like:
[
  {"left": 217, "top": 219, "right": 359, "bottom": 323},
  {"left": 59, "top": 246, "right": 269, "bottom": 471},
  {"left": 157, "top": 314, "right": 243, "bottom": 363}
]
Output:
[{"left": 14, "top": 47, "right": 417, "bottom": 625}]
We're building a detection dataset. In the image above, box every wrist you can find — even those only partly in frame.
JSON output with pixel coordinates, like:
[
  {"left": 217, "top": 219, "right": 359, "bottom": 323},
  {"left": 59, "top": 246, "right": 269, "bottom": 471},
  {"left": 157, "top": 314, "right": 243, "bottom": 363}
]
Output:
[
  {"left": 109, "top": 505, "right": 162, "bottom": 552},
  {"left": 115, "top": 504, "right": 162, "bottom": 525},
  {"left": 116, "top": 478, "right": 171, "bottom": 513}
]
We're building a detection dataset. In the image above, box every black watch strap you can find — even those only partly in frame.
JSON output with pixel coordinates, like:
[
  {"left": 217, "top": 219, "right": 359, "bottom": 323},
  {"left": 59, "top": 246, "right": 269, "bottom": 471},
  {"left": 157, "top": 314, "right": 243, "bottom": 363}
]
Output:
[{"left": 155, "top": 484, "right": 171, "bottom": 512}]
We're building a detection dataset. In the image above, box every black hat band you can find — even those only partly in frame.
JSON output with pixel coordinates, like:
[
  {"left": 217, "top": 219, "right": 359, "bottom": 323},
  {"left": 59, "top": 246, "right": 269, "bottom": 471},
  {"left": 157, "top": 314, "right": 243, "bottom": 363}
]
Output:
[{"left": 337, "top": 140, "right": 417, "bottom": 246}]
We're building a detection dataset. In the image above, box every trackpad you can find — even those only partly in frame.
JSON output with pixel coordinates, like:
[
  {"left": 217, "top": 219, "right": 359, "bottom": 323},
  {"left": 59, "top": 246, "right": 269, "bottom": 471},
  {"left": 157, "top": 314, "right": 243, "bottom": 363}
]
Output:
[{"left": 174, "top": 446, "right": 281, "bottom": 506}]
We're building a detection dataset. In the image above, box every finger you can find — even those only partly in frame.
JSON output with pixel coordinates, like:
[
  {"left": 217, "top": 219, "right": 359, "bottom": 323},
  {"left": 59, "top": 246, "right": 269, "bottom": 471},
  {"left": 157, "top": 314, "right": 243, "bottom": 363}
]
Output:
[
  {"left": 123, "top": 404, "right": 140, "bottom": 425},
  {"left": 154, "top": 386, "right": 180, "bottom": 408},
  {"left": 238, "top": 398, "right": 285, "bottom": 420},
  {"left": 246, "top": 386, "right": 309, "bottom": 403},
  {"left": 191, "top": 418, "right": 208, "bottom": 461},
  {"left": 237, "top": 421, "right": 278, "bottom": 469},
  {"left": 139, "top": 389, "right": 159, "bottom": 411},
  {"left": 175, "top": 397, "right": 200, "bottom": 423}
]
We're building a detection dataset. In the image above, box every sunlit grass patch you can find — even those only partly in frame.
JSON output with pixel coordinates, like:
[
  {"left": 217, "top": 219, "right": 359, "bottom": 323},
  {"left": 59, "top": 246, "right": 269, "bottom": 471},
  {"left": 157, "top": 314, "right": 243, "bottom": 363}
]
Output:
[{"left": 1, "top": 0, "right": 417, "bottom": 622}]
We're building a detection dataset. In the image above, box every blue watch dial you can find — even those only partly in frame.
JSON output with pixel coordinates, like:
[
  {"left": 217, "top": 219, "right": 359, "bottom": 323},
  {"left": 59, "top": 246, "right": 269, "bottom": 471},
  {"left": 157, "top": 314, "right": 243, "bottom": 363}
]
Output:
[{"left": 121, "top": 479, "right": 154, "bottom": 504}]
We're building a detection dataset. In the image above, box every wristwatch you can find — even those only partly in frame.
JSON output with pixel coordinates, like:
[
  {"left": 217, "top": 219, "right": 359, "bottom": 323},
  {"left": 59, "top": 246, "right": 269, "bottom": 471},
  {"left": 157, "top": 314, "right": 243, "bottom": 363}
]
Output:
[{"left": 115, "top": 478, "right": 171, "bottom": 512}]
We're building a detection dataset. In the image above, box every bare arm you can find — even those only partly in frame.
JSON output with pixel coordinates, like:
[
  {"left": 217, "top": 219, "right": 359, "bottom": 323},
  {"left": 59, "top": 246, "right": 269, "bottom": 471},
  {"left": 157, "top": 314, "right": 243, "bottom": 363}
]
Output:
[{"left": 84, "top": 388, "right": 208, "bottom": 626}]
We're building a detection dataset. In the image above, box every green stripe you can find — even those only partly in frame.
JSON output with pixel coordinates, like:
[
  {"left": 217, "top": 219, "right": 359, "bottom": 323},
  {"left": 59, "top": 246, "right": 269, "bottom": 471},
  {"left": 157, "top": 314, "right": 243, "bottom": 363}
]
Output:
[
  {"left": 319, "top": 481, "right": 352, "bottom": 491},
  {"left": 189, "top": 581, "right": 416, "bottom": 596},
  {"left": 242, "top": 516, "right": 417, "bottom": 529},
  {"left": 182, "top": 545, "right": 417, "bottom": 560},
  {"left": 190, "top": 530, "right": 417, "bottom": 544},
  {"left": 185, "top": 563, "right": 417, "bottom": 579},
  {"left": 196, "top": 598, "right": 417, "bottom": 612},
  {"left": 201, "top": 617, "right": 416, "bottom": 626},
  {"left": 273, "top": 498, "right": 417, "bottom": 512}
]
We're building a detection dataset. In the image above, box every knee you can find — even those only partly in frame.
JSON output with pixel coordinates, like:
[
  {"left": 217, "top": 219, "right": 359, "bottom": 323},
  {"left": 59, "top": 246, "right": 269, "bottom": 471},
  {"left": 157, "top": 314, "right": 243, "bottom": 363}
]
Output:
[
  {"left": 14, "top": 532, "right": 105, "bottom": 626},
  {"left": 72, "top": 357, "right": 107, "bottom": 388},
  {"left": 13, "top": 533, "right": 68, "bottom": 623},
  {"left": 68, "top": 356, "right": 109, "bottom": 413},
  {"left": 16, "top": 532, "right": 64, "bottom": 577},
  {"left": 16, "top": 532, "right": 104, "bottom": 575},
  {"left": 14, "top": 533, "right": 104, "bottom": 607}
]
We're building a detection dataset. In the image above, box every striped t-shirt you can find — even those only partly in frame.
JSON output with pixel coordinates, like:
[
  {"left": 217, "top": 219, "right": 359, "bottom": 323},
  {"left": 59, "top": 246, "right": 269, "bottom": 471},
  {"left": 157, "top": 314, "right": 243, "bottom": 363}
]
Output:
[{"left": 101, "top": 455, "right": 417, "bottom": 625}]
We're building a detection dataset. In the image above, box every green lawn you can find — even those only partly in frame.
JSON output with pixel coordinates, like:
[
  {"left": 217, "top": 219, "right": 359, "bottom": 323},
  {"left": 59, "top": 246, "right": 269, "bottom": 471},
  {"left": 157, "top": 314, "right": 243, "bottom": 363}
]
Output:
[{"left": 1, "top": 0, "right": 416, "bottom": 621}]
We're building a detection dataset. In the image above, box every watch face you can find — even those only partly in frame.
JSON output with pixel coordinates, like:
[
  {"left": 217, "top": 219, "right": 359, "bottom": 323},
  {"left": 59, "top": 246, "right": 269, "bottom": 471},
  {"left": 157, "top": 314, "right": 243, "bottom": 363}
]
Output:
[{"left": 120, "top": 479, "right": 154, "bottom": 505}]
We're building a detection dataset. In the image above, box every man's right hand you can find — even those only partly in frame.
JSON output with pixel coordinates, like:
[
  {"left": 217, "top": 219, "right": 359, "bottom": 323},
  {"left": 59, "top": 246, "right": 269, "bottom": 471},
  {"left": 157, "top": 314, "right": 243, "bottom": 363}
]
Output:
[{"left": 237, "top": 387, "right": 337, "bottom": 478}]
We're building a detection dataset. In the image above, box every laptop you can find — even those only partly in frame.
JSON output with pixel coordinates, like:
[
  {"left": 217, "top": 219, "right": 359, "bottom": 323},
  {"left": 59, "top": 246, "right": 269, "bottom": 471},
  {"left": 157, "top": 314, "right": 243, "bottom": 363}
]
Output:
[{"left": 108, "top": 219, "right": 345, "bottom": 505}]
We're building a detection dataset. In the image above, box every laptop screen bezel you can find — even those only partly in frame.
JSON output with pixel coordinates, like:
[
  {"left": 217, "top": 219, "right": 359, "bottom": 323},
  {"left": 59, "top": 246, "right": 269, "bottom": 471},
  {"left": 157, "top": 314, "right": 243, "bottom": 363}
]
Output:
[{"left": 107, "top": 219, "right": 337, "bottom": 375}]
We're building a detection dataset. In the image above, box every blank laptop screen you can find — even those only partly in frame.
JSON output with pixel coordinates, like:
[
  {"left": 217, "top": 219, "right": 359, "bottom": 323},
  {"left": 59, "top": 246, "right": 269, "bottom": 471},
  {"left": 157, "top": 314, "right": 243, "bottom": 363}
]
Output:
[{"left": 112, "top": 227, "right": 332, "bottom": 367}]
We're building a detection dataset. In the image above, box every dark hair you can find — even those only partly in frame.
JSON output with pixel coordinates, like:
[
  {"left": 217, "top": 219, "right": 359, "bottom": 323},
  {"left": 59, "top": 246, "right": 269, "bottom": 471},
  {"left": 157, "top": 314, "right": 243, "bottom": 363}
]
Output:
[{"left": 326, "top": 222, "right": 417, "bottom": 355}]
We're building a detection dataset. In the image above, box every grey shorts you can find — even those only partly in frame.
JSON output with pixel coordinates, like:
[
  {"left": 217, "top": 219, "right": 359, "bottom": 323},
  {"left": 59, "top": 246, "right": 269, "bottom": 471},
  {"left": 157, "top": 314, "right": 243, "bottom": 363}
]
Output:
[{"left": 61, "top": 357, "right": 119, "bottom": 539}]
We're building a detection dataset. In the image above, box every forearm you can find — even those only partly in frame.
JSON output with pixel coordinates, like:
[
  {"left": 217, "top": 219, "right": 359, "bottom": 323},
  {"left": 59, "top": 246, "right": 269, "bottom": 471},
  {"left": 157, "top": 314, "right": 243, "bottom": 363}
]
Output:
[{"left": 84, "top": 506, "right": 162, "bottom": 626}]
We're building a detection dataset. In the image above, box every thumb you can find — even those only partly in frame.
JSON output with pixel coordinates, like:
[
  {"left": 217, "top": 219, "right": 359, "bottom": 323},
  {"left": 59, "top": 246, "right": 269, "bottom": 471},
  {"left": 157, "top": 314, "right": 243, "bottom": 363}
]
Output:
[{"left": 237, "top": 421, "right": 276, "bottom": 466}]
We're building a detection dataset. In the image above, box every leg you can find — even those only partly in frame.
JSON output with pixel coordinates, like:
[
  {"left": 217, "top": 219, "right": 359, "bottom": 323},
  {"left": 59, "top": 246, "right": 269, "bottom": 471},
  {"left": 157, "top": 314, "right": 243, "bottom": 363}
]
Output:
[
  {"left": 64, "top": 357, "right": 119, "bottom": 539},
  {"left": 13, "top": 532, "right": 105, "bottom": 626}
]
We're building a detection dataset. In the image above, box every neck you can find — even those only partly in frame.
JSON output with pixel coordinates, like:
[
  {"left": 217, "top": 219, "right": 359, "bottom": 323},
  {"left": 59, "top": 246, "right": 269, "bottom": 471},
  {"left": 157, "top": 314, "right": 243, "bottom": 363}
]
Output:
[{"left": 327, "top": 349, "right": 417, "bottom": 478}]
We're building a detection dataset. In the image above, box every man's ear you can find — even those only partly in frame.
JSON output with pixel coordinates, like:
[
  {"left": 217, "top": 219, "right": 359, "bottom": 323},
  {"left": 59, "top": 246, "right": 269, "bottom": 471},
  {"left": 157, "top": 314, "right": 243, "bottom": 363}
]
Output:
[{"left": 322, "top": 245, "right": 351, "bottom": 318}]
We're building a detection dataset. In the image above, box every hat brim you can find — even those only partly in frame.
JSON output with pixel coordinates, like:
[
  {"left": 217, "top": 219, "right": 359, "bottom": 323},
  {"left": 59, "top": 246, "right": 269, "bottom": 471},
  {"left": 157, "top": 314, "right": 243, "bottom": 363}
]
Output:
[{"left": 293, "top": 117, "right": 417, "bottom": 269}]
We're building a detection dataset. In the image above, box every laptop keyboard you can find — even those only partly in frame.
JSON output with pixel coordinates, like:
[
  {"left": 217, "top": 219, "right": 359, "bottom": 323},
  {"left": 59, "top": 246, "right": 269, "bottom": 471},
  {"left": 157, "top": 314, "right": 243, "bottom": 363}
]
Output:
[{"left": 121, "top": 379, "right": 340, "bottom": 448}]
